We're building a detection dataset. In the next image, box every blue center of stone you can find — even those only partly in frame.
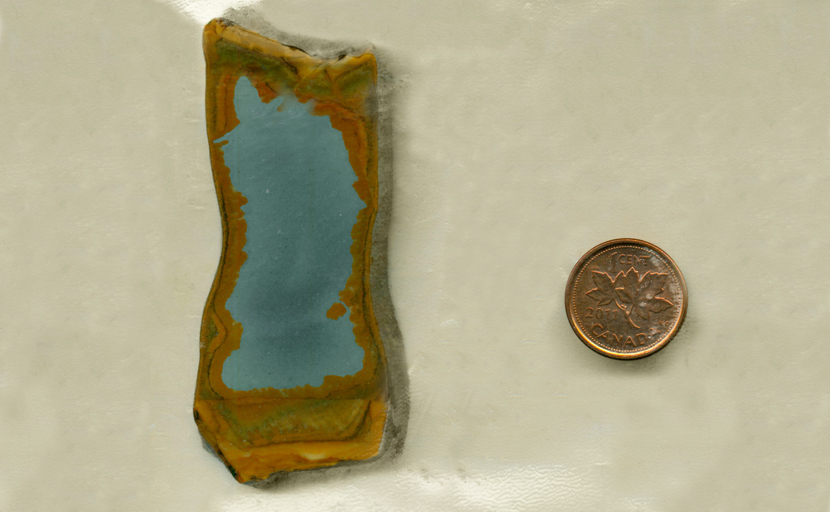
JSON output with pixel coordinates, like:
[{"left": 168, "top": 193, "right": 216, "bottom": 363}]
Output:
[{"left": 216, "top": 76, "right": 366, "bottom": 391}]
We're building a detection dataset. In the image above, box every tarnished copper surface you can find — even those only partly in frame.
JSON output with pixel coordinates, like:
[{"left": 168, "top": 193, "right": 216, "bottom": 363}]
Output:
[{"left": 565, "top": 239, "right": 687, "bottom": 359}]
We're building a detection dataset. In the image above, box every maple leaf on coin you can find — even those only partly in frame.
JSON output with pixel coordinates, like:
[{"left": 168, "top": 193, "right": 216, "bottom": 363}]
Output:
[
  {"left": 586, "top": 270, "right": 623, "bottom": 306},
  {"left": 585, "top": 267, "right": 673, "bottom": 329},
  {"left": 615, "top": 268, "right": 673, "bottom": 323}
]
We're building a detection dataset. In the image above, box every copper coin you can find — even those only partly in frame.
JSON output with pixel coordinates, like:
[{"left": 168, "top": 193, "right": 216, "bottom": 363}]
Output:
[{"left": 565, "top": 239, "right": 687, "bottom": 359}]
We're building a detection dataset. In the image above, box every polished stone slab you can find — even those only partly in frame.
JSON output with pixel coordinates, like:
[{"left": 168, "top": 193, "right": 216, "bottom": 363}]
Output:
[{"left": 195, "top": 19, "right": 389, "bottom": 483}]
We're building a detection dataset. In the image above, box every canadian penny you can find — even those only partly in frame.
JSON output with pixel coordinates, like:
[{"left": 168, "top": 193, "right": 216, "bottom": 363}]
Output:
[{"left": 565, "top": 239, "right": 687, "bottom": 359}]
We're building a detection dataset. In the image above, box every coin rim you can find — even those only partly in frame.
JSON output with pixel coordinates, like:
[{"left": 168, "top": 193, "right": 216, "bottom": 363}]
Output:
[{"left": 564, "top": 238, "right": 688, "bottom": 360}]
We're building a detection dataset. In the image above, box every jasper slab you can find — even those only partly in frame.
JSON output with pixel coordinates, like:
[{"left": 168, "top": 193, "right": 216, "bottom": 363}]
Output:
[{"left": 195, "top": 19, "right": 388, "bottom": 483}]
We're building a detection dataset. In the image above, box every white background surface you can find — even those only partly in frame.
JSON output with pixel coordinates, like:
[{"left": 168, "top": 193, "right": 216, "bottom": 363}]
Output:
[{"left": 2, "top": 0, "right": 830, "bottom": 510}]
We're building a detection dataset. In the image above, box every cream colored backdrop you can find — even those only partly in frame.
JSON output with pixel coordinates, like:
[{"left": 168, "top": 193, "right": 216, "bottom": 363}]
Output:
[{"left": 1, "top": 0, "right": 829, "bottom": 510}]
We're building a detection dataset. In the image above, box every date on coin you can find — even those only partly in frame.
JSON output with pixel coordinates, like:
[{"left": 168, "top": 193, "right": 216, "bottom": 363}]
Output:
[{"left": 565, "top": 239, "right": 687, "bottom": 359}]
